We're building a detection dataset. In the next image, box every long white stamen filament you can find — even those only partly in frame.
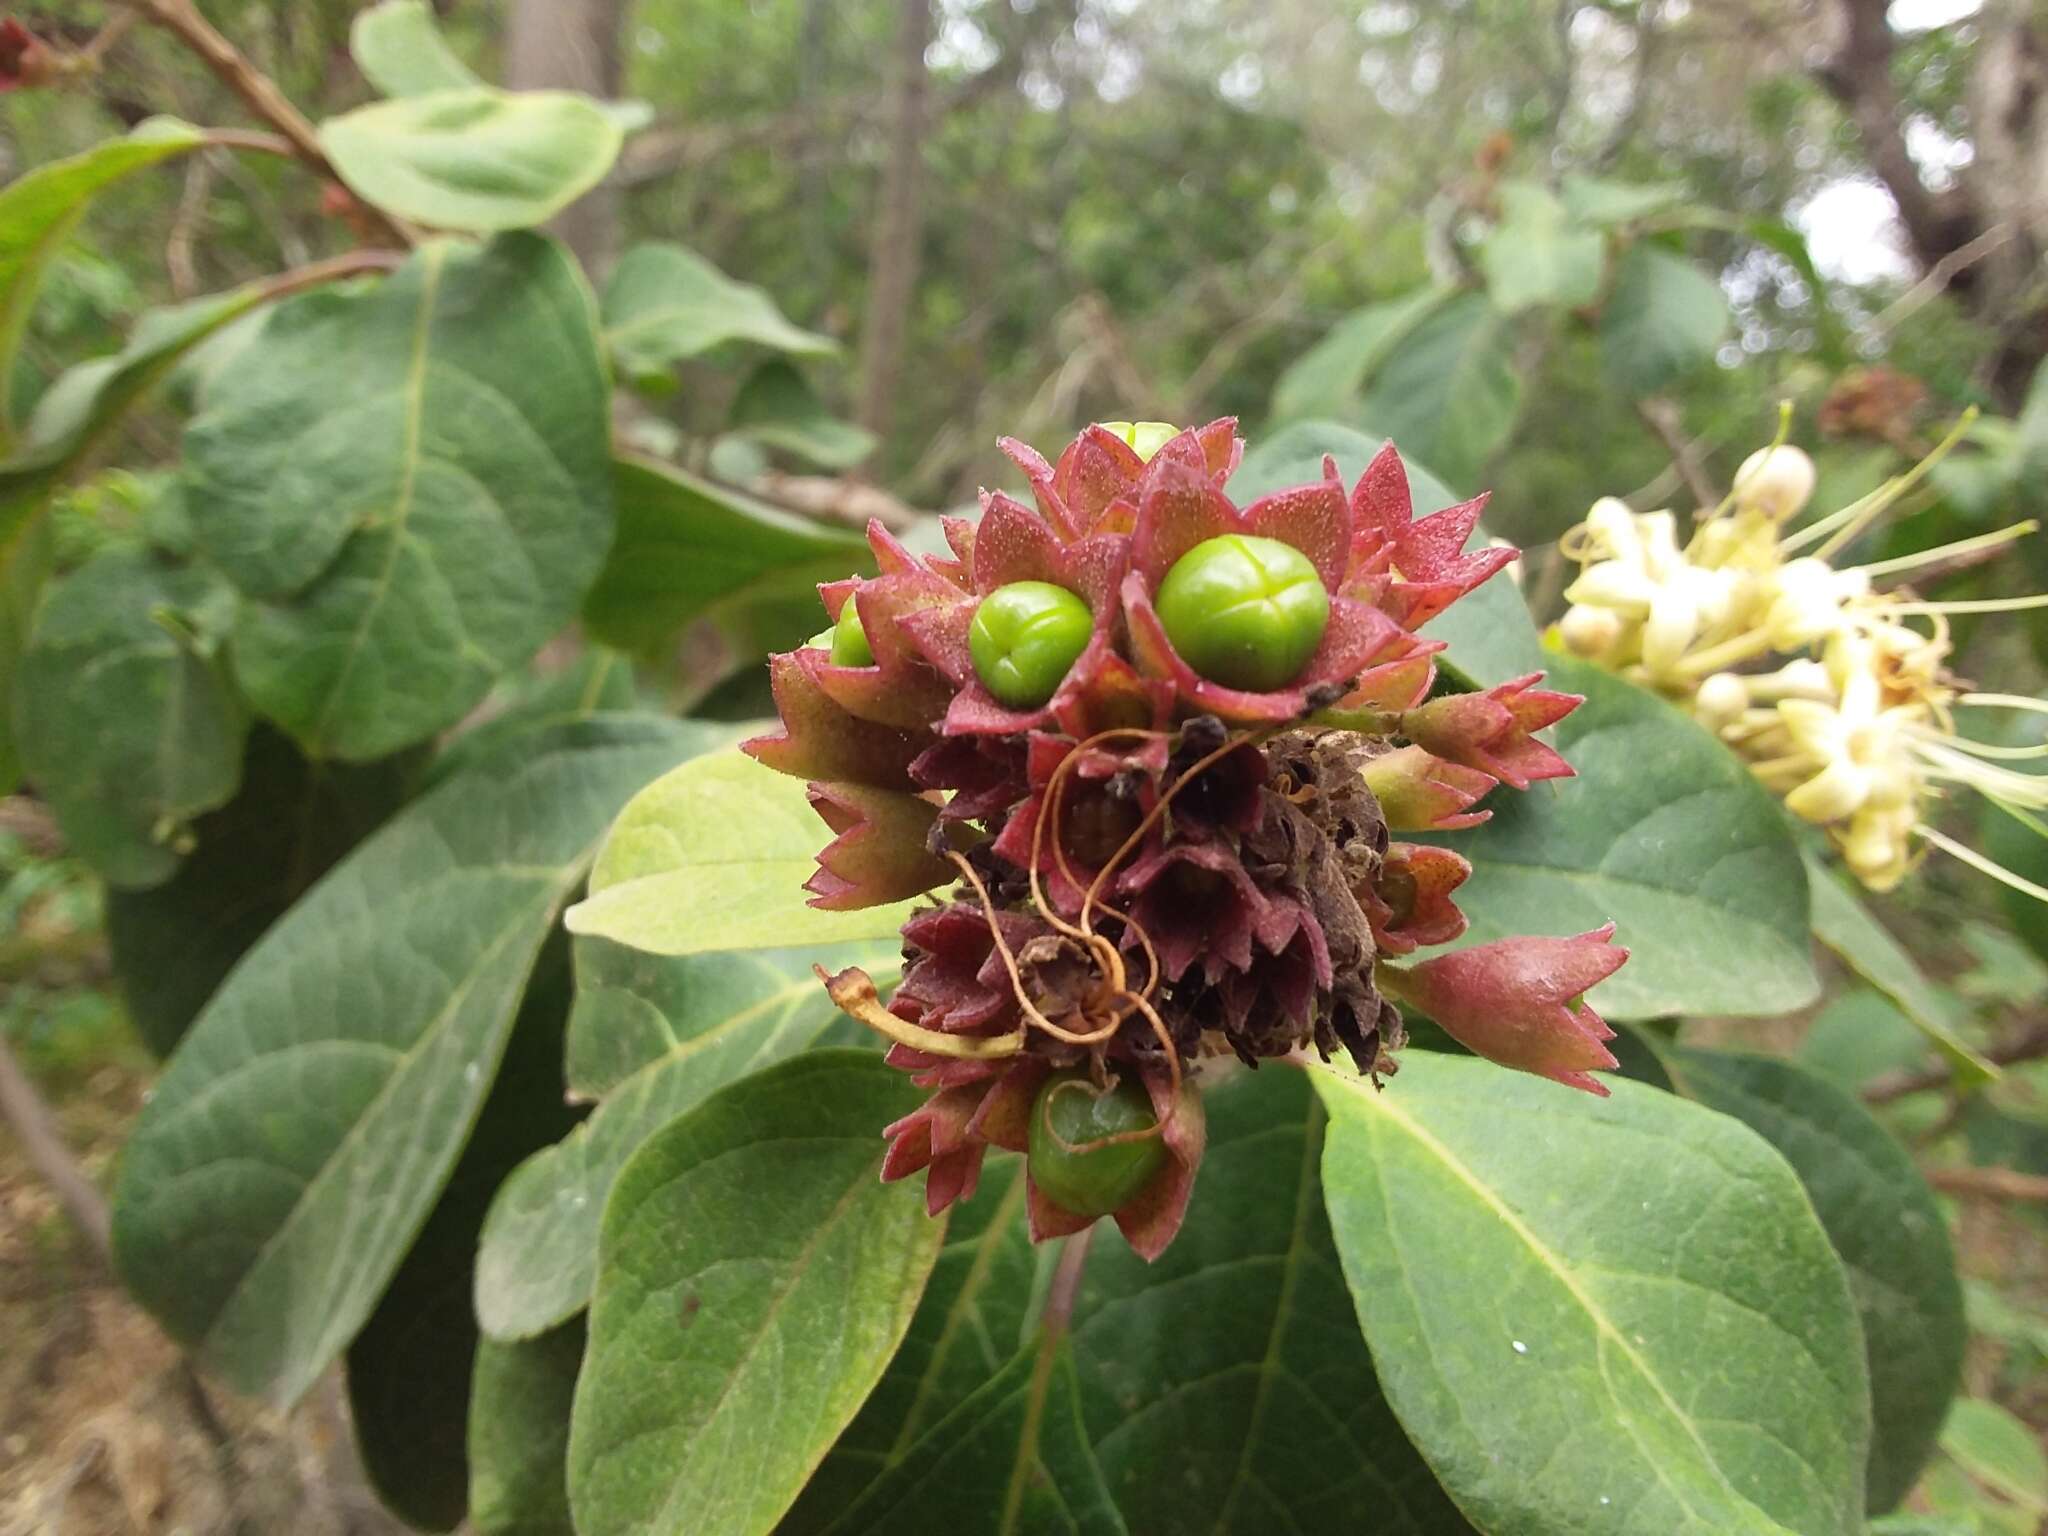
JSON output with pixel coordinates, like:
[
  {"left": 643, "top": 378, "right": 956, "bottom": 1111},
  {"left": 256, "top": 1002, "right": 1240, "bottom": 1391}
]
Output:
[
  {"left": 1879, "top": 593, "right": 2048, "bottom": 616},
  {"left": 1854, "top": 520, "right": 2040, "bottom": 578},
  {"left": 1915, "top": 823, "right": 2048, "bottom": 904},
  {"left": 1783, "top": 409, "right": 1978, "bottom": 558},
  {"left": 1908, "top": 727, "right": 2048, "bottom": 761},
  {"left": 1961, "top": 692, "right": 2048, "bottom": 717}
]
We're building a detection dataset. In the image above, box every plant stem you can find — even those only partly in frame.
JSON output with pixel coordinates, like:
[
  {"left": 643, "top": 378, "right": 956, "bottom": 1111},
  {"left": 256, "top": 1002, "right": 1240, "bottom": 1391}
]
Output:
[
  {"left": 125, "top": 0, "right": 414, "bottom": 247},
  {"left": 1927, "top": 1165, "right": 2048, "bottom": 1202},
  {"left": 0, "top": 1032, "right": 111, "bottom": 1266},
  {"left": 1864, "top": 1017, "right": 2048, "bottom": 1104}
]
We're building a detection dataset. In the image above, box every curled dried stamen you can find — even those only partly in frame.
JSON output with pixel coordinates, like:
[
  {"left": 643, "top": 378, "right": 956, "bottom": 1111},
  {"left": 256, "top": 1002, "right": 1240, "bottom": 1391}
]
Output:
[
  {"left": 946, "top": 851, "right": 1125, "bottom": 1046},
  {"left": 817, "top": 965, "right": 1024, "bottom": 1058}
]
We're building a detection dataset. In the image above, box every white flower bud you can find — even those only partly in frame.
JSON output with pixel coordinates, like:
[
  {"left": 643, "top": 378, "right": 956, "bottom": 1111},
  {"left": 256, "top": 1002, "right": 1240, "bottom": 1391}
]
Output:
[
  {"left": 1733, "top": 445, "right": 1817, "bottom": 522},
  {"left": 1564, "top": 560, "right": 1657, "bottom": 616},
  {"left": 1786, "top": 758, "right": 1874, "bottom": 824},
  {"left": 1558, "top": 604, "right": 1623, "bottom": 657},
  {"left": 1695, "top": 672, "right": 1750, "bottom": 727}
]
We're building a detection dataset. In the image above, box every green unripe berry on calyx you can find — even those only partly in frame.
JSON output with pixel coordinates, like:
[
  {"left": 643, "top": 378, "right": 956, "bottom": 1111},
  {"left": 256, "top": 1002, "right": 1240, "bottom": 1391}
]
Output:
[
  {"left": 1096, "top": 420, "right": 1181, "bottom": 462},
  {"left": 1154, "top": 534, "right": 1329, "bottom": 692},
  {"left": 1027, "top": 1070, "right": 1166, "bottom": 1218},
  {"left": 828, "top": 596, "right": 875, "bottom": 667},
  {"left": 968, "top": 580, "right": 1092, "bottom": 709}
]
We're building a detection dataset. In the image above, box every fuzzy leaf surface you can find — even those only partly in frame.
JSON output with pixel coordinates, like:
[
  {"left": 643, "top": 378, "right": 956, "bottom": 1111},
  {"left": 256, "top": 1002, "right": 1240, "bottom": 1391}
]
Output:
[
  {"left": 566, "top": 1051, "right": 942, "bottom": 1536},
  {"left": 1418, "top": 658, "right": 1817, "bottom": 1018},
  {"left": 183, "top": 234, "right": 613, "bottom": 758},
  {"left": 109, "top": 716, "right": 716, "bottom": 1404},
  {"left": 1663, "top": 1046, "right": 1965, "bottom": 1513},
  {"left": 1312, "top": 1051, "right": 1871, "bottom": 1536}
]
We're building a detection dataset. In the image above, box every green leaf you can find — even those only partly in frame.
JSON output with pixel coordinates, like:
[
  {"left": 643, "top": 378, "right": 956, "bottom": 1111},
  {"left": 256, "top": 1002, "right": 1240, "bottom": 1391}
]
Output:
[
  {"left": 1600, "top": 244, "right": 1729, "bottom": 396},
  {"left": 1, "top": 282, "right": 276, "bottom": 792},
  {"left": 109, "top": 715, "right": 718, "bottom": 1404},
  {"left": 0, "top": 118, "right": 204, "bottom": 446},
  {"left": 184, "top": 234, "right": 614, "bottom": 759},
  {"left": 566, "top": 1051, "right": 945, "bottom": 1536},
  {"left": 1359, "top": 291, "right": 1521, "bottom": 490},
  {"left": 474, "top": 939, "right": 898, "bottom": 1340},
  {"left": 1312, "top": 1051, "right": 1872, "bottom": 1536},
  {"left": 1559, "top": 174, "right": 1691, "bottom": 227},
  {"left": 1229, "top": 419, "right": 1544, "bottom": 689},
  {"left": 777, "top": 1160, "right": 1042, "bottom": 1531},
  {"left": 1661, "top": 1047, "right": 1966, "bottom": 1513},
  {"left": 348, "top": 938, "right": 582, "bottom": 1532},
  {"left": 1070, "top": 1067, "right": 1475, "bottom": 1533},
  {"left": 725, "top": 360, "right": 876, "bottom": 470},
  {"left": 582, "top": 455, "right": 869, "bottom": 658},
  {"left": 105, "top": 727, "right": 413, "bottom": 1057},
  {"left": 320, "top": 89, "right": 624, "bottom": 231},
  {"left": 811, "top": 1335, "right": 1128, "bottom": 1536},
  {"left": 1480, "top": 181, "right": 1605, "bottom": 315},
  {"left": 471, "top": 1319, "right": 585, "bottom": 1536},
  {"left": 1938, "top": 1399, "right": 2048, "bottom": 1520},
  {"left": 565, "top": 747, "right": 921, "bottom": 955},
  {"left": 423, "top": 648, "right": 643, "bottom": 791},
  {"left": 1269, "top": 286, "right": 1452, "bottom": 423},
  {"left": 1806, "top": 852, "right": 1998, "bottom": 1088},
  {"left": 1975, "top": 710, "right": 2048, "bottom": 965},
  {"left": 1797, "top": 988, "right": 1931, "bottom": 1095},
  {"left": 601, "top": 242, "right": 838, "bottom": 387},
  {"left": 15, "top": 547, "right": 247, "bottom": 888},
  {"left": 1417, "top": 658, "right": 1818, "bottom": 1018},
  {"left": 794, "top": 1069, "right": 1475, "bottom": 1535},
  {"left": 351, "top": 0, "right": 485, "bottom": 97}
]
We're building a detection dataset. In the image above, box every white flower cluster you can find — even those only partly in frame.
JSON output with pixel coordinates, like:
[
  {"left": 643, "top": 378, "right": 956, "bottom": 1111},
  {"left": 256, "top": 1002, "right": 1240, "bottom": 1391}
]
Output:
[{"left": 1556, "top": 433, "right": 2048, "bottom": 897}]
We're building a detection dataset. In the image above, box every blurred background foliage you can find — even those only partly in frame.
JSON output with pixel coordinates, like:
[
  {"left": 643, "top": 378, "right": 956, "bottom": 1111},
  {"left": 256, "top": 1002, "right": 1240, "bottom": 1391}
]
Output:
[{"left": 6, "top": 1, "right": 2048, "bottom": 1529}]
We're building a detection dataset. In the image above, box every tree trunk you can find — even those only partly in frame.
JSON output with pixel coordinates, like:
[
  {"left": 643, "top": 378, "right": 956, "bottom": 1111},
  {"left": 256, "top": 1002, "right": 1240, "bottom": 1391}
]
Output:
[
  {"left": 503, "top": 0, "right": 630, "bottom": 278},
  {"left": 1817, "top": 0, "right": 2048, "bottom": 402},
  {"left": 856, "top": 0, "right": 932, "bottom": 444}
]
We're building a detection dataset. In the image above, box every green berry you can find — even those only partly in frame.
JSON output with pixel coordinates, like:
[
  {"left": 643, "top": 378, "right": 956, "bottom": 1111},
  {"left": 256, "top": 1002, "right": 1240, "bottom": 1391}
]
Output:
[
  {"left": 1154, "top": 534, "right": 1330, "bottom": 692},
  {"left": 1027, "top": 1071, "right": 1166, "bottom": 1218},
  {"left": 828, "top": 596, "right": 875, "bottom": 667},
  {"left": 1098, "top": 420, "right": 1180, "bottom": 461},
  {"left": 968, "top": 580, "right": 1092, "bottom": 708}
]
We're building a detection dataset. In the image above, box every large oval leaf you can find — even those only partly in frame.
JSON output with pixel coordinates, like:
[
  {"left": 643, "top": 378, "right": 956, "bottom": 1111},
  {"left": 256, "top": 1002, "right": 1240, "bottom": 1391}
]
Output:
[
  {"left": 1268, "top": 286, "right": 1452, "bottom": 424},
  {"left": 183, "top": 233, "right": 614, "bottom": 758},
  {"left": 566, "top": 1050, "right": 944, "bottom": 1536},
  {"left": 110, "top": 715, "right": 717, "bottom": 1404},
  {"left": 1312, "top": 1051, "right": 1871, "bottom": 1536},
  {"left": 1418, "top": 657, "right": 1818, "bottom": 1018},
  {"left": 474, "top": 938, "right": 898, "bottom": 1339},
  {"left": 1662, "top": 1046, "right": 1965, "bottom": 1513},
  {"left": 346, "top": 939, "right": 581, "bottom": 1532},
  {"left": 15, "top": 546, "right": 246, "bottom": 887},
  {"left": 790, "top": 1069, "right": 1475, "bottom": 1535},
  {"left": 564, "top": 746, "right": 919, "bottom": 955},
  {"left": 320, "top": 88, "right": 623, "bottom": 231},
  {"left": 1480, "top": 182, "right": 1604, "bottom": 315},
  {"left": 581, "top": 455, "right": 870, "bottom": 658},
  {"left": 1070, "top": 1066, "right": 1475, "bottom": 1533},
  {"left": 350, "top": 0, "right": 484, "bottom": 97}
]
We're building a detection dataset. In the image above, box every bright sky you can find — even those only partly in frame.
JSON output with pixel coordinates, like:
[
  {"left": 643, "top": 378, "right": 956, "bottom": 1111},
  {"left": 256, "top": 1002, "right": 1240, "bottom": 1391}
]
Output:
[{"left": 1794, "top": 0, "right": 1981, "bottom": 282}]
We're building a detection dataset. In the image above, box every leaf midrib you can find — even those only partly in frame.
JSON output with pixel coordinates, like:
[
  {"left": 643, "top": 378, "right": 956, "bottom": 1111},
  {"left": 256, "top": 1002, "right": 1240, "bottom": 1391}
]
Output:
[{"left": 1322, "top": 1064, "right": 1786, "bottom": 1532}]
